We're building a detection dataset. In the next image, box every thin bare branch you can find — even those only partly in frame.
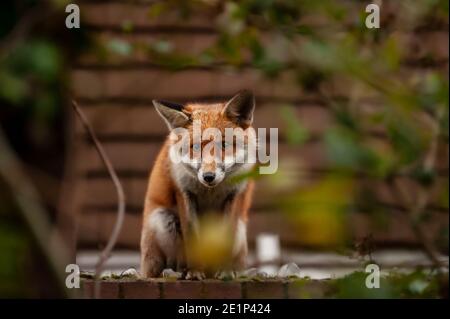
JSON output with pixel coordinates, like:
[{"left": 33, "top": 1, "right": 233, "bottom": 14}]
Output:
[
  {"left": 71, "top": 100, "right": 126, "bottom": 299},
  {"left": 390, "top": 109, "right": 445, "bottom": 270}
]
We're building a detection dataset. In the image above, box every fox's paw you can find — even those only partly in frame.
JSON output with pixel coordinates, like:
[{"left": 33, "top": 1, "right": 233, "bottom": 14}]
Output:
[
  {"left": 214, "top": 270, "right": 236, "bottom": 281},
  {"left": 185, "top": 270, "right": 206, "bottom": 280}
]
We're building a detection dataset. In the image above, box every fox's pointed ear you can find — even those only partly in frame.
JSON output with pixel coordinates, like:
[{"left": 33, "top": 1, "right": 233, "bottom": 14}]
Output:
[
  {"left": 223, "top": 90, "right": 255, "bottom": 127},
  {"left": 153, "top": 100, "right": 189, "bottom": 130}
]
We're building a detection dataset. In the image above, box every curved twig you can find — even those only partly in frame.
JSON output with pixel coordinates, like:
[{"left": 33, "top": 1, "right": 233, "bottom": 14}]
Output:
[
  {"left": 390, "top": 109, "right": 445, "bottom": 270},
  {"left": 71, "top": 100, "right": 126, "bottom": 299}
]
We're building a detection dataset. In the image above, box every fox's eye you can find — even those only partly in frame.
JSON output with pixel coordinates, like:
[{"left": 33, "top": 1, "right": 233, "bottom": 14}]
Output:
[{"left": 192, "top": 143, "right": 201, "bottom": 152}]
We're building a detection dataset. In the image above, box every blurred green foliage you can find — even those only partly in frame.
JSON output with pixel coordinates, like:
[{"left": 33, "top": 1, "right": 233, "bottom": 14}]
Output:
[
  {"left": 0, "top": 203, "right": 30, "bottom": 297},
  {"left": 279, "top": 105, "right": 309, "bottom": 145},
  {"left": 0, "top": 0, "right": 88, "bottom": 150},
  {"left": 107, "top": 0, "right": 448, "bottom": 190},
  {"left": 1, "top": 40, "right": 62, "bottom": 115},
  {"left": 0, "top": 0, "right": 87, "bottom": 297},
  {"left": 331, "top": 268, "right": 442, "bottom": 298},
  {"left": 280, "top": 175, "right": 353, "bottom": 248},
  {"left": 120, "top": 0, "right": 449, "bottom": 295}
]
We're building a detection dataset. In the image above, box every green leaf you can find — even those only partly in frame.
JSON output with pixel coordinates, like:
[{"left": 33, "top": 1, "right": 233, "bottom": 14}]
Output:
[
  {"left": 333, "top": 271, "right": 395, "bottom": 299},
  {"left": 380, "top": 37, "right": 401, "bottom": 70},
  {"left": 152, "top": 40, "right": 173, "bottom": 54},
  {"left": 147, "top": 3, "right": 167, "bottom": 19},
  {"left": 0, "top": 71, "right": 27, "bottom": 104},
  {"left": 107, "top": 39, "right": 133, "bottom": 56},
  {"left": 324, "top": 127, "right": 361, "bottom": 169},
  {"left": 279, "top": 105, "right": 309, "bottom": 145},
  {"left": 121, "top": 20, "right": 134, "bottom": 33}
]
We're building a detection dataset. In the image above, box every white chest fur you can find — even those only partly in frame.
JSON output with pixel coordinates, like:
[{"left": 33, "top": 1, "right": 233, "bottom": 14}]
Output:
[{"left": 170, "top": 162, "right": 246, "bottom": 213}]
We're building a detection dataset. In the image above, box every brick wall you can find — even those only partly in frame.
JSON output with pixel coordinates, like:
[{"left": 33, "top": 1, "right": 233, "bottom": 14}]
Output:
[
  {"left": 82, "top": 279, "right": 330, "bottom": 299},
  {"left": 66, "top": 0, "right": 449, "bottom": 253}
]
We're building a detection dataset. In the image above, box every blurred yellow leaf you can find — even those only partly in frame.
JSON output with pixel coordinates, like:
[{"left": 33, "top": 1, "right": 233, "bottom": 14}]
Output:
[
  {"left": 282, "top": 176, "right": 354, "bottom": 248},
  {"left": 187, "top": 215, "right": 234, "bottom": 271}
]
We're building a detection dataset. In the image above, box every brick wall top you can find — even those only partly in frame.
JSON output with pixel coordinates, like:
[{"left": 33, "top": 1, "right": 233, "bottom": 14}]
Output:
[{"left": 81, "top": 278, "right": 332, "bottom": 299}]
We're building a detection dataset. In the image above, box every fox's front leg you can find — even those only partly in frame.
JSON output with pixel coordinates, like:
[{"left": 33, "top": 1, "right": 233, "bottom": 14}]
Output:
[
  {"left": 227, "top": 191, "right": 251, "bottom": 271},
  {"left": 140, "top": 220, "right": 164, "bottom": 278},
  {"left": 232, "top": 219, "right": 248, "bottom": 270},
  {"left": 175, "top": 192, "right": 206, "bottom": 280},
  {"left": 140, "top": 205, "right": 182, "bottom": 278},
  {"left": 212, "top": 194, "right": 248, "bottom": 280}
]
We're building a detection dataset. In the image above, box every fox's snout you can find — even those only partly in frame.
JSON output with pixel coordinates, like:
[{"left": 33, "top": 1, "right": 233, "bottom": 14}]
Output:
[
  {"left": 197, "top": 159, "right": 225, "bottom": 187},
  {"left": 202, "top": 171, "right": 216, "bottom": 184}
]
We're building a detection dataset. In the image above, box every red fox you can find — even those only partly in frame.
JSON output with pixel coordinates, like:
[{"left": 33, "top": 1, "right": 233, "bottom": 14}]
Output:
[{"left": 140, "top": 90, "right": 256, "bottom": 279}]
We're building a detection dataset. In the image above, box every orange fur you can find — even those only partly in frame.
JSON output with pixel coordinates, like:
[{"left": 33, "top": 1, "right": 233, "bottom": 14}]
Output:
[{"left": 140, "top": 94, "right": 256, "bottom": 278}]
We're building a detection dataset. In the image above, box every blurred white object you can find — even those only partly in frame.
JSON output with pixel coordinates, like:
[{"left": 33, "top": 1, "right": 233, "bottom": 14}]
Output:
[
  {"left": 278, "top": 262, "right": 301, "bottom": 278},
  {"left": 121, "top": 268, "right": 139, "bottom": 277},
  {"left": 258, "top": 265, "right": 278, "bottom": 276},
  {"left": 256, "top": 233, "right": 280, "bottom": 276},
  {"left": 162, "top": 268, "right": 183, "bottom": 279},
  {"left": 100, "top": 270, "right": 113, "bottom": 279},
  {"left": 237, "top": 268, "right": 259, "bottom": 278},
  {"left": 256, "top": 233, "right": 280, "bottom": 262}
]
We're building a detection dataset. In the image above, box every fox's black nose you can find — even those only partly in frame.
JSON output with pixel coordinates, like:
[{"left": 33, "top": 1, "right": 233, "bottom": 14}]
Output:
[{"left": 203, "top": 172, "right": 216, "bottom": 184}]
